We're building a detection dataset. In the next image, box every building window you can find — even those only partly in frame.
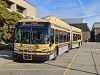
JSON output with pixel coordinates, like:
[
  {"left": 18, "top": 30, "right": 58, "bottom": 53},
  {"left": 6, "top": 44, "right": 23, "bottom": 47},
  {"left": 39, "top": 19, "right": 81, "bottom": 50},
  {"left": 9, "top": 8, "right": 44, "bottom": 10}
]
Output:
[
  {"left": 16, "top": 5, "right": 25, "bottom": 14},
  {"left": 5, "top": 0, "right": 14, "bottom": 9}
]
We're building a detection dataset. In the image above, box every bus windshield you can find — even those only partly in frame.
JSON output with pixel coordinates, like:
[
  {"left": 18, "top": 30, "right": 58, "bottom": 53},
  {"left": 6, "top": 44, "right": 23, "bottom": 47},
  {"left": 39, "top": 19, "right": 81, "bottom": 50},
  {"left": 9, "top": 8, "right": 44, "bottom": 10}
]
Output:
[{"left": 15, "top": 23, "right": 50, "bottom": 44}]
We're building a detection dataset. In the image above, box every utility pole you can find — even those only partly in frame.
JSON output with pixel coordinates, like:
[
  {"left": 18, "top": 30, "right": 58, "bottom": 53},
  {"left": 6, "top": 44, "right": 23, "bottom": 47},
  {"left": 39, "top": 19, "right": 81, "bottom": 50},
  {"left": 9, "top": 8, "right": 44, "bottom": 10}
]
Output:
[{"left": 53, "top": 6, "right": 58, "bottom": 16}]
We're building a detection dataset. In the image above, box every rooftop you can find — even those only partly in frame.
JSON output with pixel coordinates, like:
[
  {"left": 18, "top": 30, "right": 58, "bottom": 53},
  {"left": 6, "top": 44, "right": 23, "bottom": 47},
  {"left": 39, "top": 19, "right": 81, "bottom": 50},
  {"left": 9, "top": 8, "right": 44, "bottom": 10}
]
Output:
[
  {"left": 61, "top": 18, "right": 83, "bottom": 24},
  {"left": 92, "top": 22, "right": 100, "bottom": 29}
]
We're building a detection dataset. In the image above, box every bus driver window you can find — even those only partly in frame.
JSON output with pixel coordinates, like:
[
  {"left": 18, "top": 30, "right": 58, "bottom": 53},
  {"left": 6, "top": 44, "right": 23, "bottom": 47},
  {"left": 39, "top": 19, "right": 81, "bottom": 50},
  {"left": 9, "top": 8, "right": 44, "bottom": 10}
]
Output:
[{"left": 50, "top": 28, "right": 54, "bottom": 44}]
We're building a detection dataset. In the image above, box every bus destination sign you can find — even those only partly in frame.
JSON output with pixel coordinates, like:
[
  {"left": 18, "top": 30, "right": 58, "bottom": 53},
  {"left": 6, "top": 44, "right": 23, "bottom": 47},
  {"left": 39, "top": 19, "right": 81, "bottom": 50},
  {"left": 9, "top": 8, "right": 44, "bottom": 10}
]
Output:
[
  {"left": 17, "top": 22, "right": 50, "bottom": 27},
  {"left": 22, "top": 23, "right": 44, "bottom": 27}
]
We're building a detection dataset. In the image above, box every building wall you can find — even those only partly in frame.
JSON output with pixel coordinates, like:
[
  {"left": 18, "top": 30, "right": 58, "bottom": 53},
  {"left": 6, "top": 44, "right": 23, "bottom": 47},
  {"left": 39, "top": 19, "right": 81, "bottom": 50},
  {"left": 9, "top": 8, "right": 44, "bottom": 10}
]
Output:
[
  {"left": 94, "top": 28, "right": 100, "bottom": 42},
  {"left": 90, "top": 31, "right": 95, "bottom": 42},
  {"left": 69, "top": 23, "right": 90, "bottom": 32},
  {"left": 61, "top": 18, "right": 83, "bottom": 24},
  {"left": 82, "top": 32, "right": 91, "bottom": 42},
  {"left": 91, "top": 22, "right": 100, "bottom": 42},
  {"left": 6, "top": 0, "right": 36, "bottom": 18}
]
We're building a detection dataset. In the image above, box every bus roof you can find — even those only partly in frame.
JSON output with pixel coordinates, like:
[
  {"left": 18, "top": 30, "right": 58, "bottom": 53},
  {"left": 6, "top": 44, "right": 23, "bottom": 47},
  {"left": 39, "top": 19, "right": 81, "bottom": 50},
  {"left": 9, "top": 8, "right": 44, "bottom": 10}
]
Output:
[
  {"left": 19, "top": 16, "right": 70, "bottom": 30},
  {"left": 43, "top": 16, "right": 70, "bottom": 29},
  {"left": 19, "top": 16, "right": 82, "bottom": 33},
  {"left": 19, "top": 18, "right": 48, "bottom": 22},
  {"left": 71, "top": 26, "right": 82, "bottom": 33}
]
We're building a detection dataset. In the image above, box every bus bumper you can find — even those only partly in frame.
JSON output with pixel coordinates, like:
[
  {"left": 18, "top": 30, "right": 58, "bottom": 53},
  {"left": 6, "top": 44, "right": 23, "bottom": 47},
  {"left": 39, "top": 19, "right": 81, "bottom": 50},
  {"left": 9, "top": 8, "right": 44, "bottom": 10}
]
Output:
[{"left": 13, "top": 52, "right": 50, "bottom": 60}]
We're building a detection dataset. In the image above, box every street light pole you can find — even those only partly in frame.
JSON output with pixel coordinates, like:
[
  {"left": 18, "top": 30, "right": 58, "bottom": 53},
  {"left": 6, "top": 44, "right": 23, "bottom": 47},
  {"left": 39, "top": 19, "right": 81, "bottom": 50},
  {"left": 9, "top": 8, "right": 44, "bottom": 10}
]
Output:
[{"left": 53, "top": 6, "right": 58, "bottom": 16}]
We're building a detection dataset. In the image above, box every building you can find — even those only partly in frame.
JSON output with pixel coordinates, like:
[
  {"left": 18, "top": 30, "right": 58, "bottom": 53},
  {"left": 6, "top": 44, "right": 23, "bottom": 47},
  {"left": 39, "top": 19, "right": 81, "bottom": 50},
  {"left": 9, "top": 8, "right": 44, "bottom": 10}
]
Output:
[
  {"left": 61, "top": 18, "right": 83, "bottom": 24},
  {"left": 61, "top": 18, "right": 90, "bottom": 42},
  {"left": 69, "top": 23, "right": 90, "bottom": 32},
  {"left": 5, "top": 0, "right": 36, "bottom": 18},
  {"left": 91, "top": 22, "right": 100, "bottom": 42}
]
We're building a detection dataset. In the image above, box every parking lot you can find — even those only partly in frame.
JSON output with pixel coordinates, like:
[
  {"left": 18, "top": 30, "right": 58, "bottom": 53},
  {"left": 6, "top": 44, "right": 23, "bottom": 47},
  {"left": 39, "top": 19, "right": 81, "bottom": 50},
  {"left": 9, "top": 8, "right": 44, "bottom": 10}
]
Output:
[{"left": 0, "top": 42, "right": 100, "bottom": 75}]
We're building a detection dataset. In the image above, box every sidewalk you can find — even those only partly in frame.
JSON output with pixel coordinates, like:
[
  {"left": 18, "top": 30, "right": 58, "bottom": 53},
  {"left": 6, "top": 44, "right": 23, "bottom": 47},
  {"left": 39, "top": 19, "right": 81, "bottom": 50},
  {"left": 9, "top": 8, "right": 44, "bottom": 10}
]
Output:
[
  {"left": 0, "top": 50, "right": 13, "bottom": 65},
  {"left": 67, "top": 42, "right": 100, "bottom": 75}
]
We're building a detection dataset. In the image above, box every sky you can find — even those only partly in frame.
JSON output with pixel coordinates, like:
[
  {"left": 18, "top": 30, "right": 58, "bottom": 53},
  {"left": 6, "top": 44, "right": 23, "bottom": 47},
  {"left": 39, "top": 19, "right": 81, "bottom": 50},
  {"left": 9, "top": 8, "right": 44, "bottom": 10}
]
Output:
[{"left": 26, "top": 0, "right": 100, "bottom": 29}]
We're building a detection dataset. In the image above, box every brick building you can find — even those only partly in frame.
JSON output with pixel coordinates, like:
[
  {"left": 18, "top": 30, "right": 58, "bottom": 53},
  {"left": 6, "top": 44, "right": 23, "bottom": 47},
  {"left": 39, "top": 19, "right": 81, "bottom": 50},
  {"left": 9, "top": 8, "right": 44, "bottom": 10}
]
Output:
[{"left": 91, "top": 22, "right": 100, "bottom": 42}]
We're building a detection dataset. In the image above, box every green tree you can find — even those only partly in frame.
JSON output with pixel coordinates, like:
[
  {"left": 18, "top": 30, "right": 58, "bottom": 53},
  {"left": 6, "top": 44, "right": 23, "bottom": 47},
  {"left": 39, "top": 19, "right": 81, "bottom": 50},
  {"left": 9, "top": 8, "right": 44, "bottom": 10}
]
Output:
[
  {"left": 0, "top": 23, "right": 11, "bottom": 40},
  {"left": 0, "top": 0, "right": 23, "bottom": 43},
  {"left": 8, "top": 11, "right": 23, "bottom": 26},
  {"left": 0, "top": 0, "right": 10, "bottom": 26},
  {"left": 0, "top": 0, "right": 7, "bottom": 8}
]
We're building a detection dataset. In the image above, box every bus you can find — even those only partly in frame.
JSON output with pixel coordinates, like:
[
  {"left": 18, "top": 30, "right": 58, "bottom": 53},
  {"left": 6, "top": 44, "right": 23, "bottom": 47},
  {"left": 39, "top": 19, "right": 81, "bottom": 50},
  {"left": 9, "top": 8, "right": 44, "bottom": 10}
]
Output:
[{"left": 13, "top": 16, "right": 82, "bottom": 61}]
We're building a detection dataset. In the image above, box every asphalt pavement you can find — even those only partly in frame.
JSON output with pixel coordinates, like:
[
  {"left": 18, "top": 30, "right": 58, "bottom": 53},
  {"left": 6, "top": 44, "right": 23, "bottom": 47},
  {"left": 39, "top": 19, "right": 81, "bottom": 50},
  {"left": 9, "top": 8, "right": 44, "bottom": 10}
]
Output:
[
  {"left": 0, "top": 49, "right": 13, "bottom": 65},
  {"left": 67, "top": 42, "right": 100, "bottom": 75},
  {"left": 0, "top": 42, "right": 100, "bottom": 75}
]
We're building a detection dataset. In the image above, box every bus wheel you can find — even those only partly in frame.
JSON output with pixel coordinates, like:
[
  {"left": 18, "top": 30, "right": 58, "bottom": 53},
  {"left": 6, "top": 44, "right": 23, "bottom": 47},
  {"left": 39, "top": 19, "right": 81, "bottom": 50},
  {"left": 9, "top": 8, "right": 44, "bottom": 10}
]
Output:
[
  {"left": 66, "top": 50, "right": 69, "bottom": 53},
  {"left": 66, "top": 45, "right": 69, "bottom": 53},
  {"left": 13, "top": 58, "right": 19, "bottom": 62},
  {"left": 53, "top": 49, "right": 57, "bottom": 60},
  {"left": 79, "top": 42, "right": 80, "bottom": 47}
]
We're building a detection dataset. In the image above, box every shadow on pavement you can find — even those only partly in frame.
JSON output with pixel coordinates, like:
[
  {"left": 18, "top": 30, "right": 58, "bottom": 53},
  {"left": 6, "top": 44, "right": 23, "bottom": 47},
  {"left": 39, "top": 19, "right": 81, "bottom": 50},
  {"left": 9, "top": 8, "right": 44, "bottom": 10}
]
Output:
[
  {"left": 44, "top": 62, "right": 100, "bottom": 75},
  {"left": 0, "top": 50, "right": 13, "bottom": 60},
  {"left": 14, "top": 59, "right": 46, "bottom": 63}
]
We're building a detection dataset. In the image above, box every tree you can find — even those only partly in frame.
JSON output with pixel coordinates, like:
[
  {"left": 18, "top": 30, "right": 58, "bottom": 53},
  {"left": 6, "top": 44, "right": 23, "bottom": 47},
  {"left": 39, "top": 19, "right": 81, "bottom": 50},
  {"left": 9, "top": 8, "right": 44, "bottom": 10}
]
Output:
[
  {"left": 8, "top": 11, "right": 23, "bottom": 26},
  {"left": 0, "top": 0, "right": 7, "bottom": 8},
  {"left": 0, "top": 0, "right": 10, "bottom": 26},
  {"left": 0, "top": 0, "right": 23, "bottom": 43},
  {"left": 0, "top": 23, "right": 11, "bottom": 40}
]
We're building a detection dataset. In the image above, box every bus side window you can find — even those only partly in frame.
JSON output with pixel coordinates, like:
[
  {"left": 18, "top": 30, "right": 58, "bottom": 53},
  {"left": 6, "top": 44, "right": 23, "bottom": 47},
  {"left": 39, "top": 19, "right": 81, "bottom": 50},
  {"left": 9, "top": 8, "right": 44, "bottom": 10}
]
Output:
[
  {"left": 55, "top": 30, "right": 59, "bottom": 44},
  {"left": 67, "top": 33, "right": 70, "bottom": 42},
  {"left": 76, "top": 34, "right": 78, "bottom": 41},
  {"left": 79, "top": 34, "right": 81, "bottom": 40},
  {"left": 59, "top": 31, "right": 63, "bottom": 43},
  {"left": 64, "top": 32, "right": 67, "bottom": 42},
  {"left": 73, "top": 34, "right": 75, "bottom": 41},
  {"left": 75, "top": 34, "right": 77, "bottom": 41},
  {"left": 50, "top": 28, "right": 54, "bottom": 44}
]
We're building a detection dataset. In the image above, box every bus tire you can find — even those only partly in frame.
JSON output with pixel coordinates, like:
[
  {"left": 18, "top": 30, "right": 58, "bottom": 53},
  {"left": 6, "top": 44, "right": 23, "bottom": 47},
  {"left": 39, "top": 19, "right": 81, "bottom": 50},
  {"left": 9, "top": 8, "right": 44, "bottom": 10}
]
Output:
[
  {"left": 66, "top": 44, "right": 70, "bottom": 52},
  {"left": 66, "top": 46, "right": 69, "bottom": 53},
  {"left": 13, "top": 58, "right": 19, "bottom": 62},
  {"left": 77, "top": 42, "right": 80, "bottom": 48},
  {"left": 79, "top": 42, "right": 80, "bottom": 47},
  {"left": 66, "top": 50, "right": 69, "bottom": 53}
]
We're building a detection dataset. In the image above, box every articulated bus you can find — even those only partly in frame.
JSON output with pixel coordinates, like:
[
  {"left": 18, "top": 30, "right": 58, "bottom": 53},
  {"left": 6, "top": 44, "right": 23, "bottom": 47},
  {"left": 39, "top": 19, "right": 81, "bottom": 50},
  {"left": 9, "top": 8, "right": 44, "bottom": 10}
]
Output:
[{"left": 13, "top": 16, "right": 82, "bottom": 61}]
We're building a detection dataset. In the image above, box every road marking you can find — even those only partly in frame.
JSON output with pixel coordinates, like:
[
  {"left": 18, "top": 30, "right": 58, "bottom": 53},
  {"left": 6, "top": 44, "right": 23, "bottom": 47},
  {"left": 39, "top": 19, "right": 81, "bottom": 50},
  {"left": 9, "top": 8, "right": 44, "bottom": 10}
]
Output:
[
  {"left": 63, "top": 48, "right": 80, "bottom": 75},
  {"left": 0, "top": 68, "right": 65, "bottom": 71},
  {"left": 96, "top": 49, "right": 100, "bottom": 50},
  {"left": 0, "top": 60, "right": 70, "bottom": 66}
]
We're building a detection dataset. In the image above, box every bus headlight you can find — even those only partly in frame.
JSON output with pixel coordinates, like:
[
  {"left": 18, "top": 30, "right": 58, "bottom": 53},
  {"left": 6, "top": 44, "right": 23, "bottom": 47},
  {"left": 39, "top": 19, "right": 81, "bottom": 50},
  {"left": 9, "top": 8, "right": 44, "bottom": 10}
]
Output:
[
  {"left": 14, "top": 48, "right": 19, "bottom": 51},
  {"left": 42, "top": 49, "right": 49, "bottom": 52}
]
